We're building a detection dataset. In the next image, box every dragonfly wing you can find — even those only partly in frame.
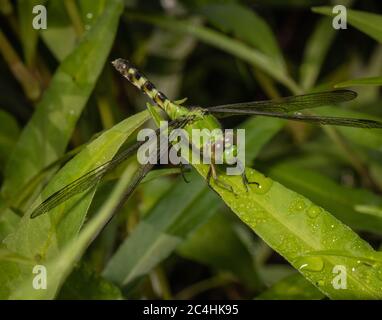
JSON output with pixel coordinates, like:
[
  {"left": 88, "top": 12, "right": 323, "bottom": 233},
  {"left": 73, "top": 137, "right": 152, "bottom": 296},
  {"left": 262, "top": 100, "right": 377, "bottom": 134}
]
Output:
[
  {"left": 209, "top": 108, "right": 382, "bottom": 129},
  {"left": 30, "top": 144, "right": 142, "bottom": 219},
  {"left": 110, "top": 121, "right": 178, "bottom": 217},
  {"left": 207, "top": 90, "right": 357, "bottom": 113},
  {"left": 30, "top": 117, "right": 193, "bottom": 218}
]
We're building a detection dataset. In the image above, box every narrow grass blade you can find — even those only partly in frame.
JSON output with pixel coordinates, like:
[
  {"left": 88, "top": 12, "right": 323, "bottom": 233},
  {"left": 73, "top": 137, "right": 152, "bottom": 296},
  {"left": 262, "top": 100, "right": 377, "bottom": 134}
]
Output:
[
  {"left": 313, "top": 7, "right": 382, "bottom": 43},
  {"left": 125, "top": 12, "right": 301, "bottom": 94},
  {"left": 300, "top": 17, "right": 336, "bottom": 90},
  {"left": 335, "top": 76, "right": 382, "bottom": 88},
  {"left": 0, "top": 110, "right": 149, "bottom": 299},
  {"left": 199, "top": 3, "right": 286, "bottom": 72},
  {"left": 1, "top": 0, "right": 124, "bottom": 204}
]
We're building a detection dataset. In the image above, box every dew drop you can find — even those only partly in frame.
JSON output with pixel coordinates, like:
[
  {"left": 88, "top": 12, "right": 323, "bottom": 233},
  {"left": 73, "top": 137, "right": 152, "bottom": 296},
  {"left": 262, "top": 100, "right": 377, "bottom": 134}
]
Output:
[
  {"left": 250, "top": 176, "right": 273, "bottom": 195},
  {"left": 295, "top": 256, "right": 324, "bottom": 272},
  {"left": 289, "top": 197, "right": 306, "bottom": 213},
  {"left": 307, "top": 205, "right": 322, "bottom": 218},
  {"left": 86, "top": 12, "right": 93, "bottom": 19},
  {"left": 316, "top": 280, "right": 324, "bottom": 287}
]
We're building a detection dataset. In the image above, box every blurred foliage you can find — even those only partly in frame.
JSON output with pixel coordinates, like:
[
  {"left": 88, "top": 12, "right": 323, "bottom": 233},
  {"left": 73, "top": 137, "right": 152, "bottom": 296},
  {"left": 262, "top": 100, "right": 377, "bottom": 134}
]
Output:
[{"left": 0, "top": 0, "right": 382, "bottom": 300}]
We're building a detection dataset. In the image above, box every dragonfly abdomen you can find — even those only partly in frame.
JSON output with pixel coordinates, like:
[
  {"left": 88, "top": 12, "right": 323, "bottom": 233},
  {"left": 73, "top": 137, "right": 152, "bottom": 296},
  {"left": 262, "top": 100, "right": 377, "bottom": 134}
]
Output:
[{"left": 112, "top": 58, "right": 171, "bottom": 112}]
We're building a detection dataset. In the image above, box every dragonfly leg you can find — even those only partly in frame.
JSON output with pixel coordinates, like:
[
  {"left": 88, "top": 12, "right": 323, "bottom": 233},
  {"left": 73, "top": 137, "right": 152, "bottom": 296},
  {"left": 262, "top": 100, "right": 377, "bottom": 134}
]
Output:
[
  {"left": 241, "top": 171, "right": 260, "bottom": 192},
  {"left": 237, "top": 159, "right": 259, "bottom": 192},
  {"left": 207, "top": 163, "right": 236, "bottom": 194},
  {"left": 180, "top": 164, "right": 191, "bottom": 183}
]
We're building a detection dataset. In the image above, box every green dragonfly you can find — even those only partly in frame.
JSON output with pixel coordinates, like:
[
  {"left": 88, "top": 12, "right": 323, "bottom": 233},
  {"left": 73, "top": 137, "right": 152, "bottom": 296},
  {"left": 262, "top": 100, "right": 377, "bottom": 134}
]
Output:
[{"left": 30, "top": 58, "right": 382, "bottom": 218}]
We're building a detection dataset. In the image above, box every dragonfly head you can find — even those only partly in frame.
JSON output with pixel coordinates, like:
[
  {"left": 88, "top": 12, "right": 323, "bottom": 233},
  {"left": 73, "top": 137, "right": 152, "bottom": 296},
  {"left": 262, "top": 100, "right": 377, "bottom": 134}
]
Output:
[{"left": 112, "top": 58, "right": 131, "bottom": 73}]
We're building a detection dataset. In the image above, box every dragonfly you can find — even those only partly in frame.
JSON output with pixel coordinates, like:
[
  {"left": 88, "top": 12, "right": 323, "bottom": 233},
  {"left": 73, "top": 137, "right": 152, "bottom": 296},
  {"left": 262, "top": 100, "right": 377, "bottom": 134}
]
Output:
[{"left": 30, "top": 58, "right": 382, "bottom": 218}]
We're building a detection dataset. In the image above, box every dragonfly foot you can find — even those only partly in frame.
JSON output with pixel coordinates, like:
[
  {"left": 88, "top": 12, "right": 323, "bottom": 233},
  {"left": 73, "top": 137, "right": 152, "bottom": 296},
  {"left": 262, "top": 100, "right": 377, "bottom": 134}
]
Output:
[
  {"left": 242, "top": 172, "right": 259, "bottom": 192},
  {"left": 180, "top": 164, "right": 191, "bottom": 183},
  {"left": 207, "top": 165, "right": 237, "bottom": 195}
]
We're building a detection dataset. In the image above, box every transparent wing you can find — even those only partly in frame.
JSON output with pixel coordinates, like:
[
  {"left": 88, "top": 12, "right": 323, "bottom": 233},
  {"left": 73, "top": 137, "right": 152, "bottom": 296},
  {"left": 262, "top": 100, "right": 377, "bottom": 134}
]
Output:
[
  {"left": 30, "top": 117, "right": 192, "bottom": 218},
  {"left": 207, "top": 90, "right": 357, "bottom": 113},
  {"left": 208, "top": 108, "right": 382, "bottom": 128}
]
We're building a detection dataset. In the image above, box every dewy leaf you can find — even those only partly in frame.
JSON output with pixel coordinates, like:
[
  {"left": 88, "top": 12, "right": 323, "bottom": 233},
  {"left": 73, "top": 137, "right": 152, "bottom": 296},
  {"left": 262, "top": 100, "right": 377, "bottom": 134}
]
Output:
[
  {"left": 335, "top": 76, "right": 382, "bottom": 88},
  {"left": 1, "top": 110, "right": 150, "bottom": 299},
  {"left": 265, "top": 162, "right": 382, "bottom": 234},
  {"left": 190, "top": 164, "right": 382, "bottom": 299},
  {"left": 312, "top": 7, "right": 382, "bottom": 43},
  {"left": 199, "top": 3, "right": 286, "bottom": 71},
  {"left": 1, "top": 0, "right": 124, "bottom": 204}
]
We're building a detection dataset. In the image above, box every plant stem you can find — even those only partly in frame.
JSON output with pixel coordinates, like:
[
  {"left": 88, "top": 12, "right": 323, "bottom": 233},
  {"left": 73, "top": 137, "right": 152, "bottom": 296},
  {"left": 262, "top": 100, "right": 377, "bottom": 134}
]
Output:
[
  {"left": 64, "top": 0, "right": 85, "bottom": 37},
  {"left": 175, "top": 274, "right": 236, "bottom": 299},
  {"left": 0, "top": 29, "right": 41, "bottom": 101},
  {"left": 322, "top": 126, "right": 378, "bottom": 190}
]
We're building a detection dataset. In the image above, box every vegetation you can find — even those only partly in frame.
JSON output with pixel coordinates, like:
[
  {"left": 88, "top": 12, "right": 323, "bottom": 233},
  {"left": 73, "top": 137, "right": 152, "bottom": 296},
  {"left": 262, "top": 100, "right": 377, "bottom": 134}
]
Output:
[{"left": 0, "top": 0, "right": 382, "bottom": 299}]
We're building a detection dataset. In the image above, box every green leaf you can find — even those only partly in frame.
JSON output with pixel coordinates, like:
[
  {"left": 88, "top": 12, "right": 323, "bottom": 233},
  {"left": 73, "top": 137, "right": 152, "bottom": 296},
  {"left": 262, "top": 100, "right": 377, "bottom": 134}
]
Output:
[
  {"left": 102, "top": 171, "right": 221, "bottom": 287},
  {"left": 313, "top": 107, "right": 382, "bottom": 151},
  {"left": 312, "top": 7, "right": 382, "bottom": 43},
  {"left": 199, "top": 3, "right": 286, "bottom": 71},
  {"left": 300, "top": 17, "right": 336, "bottom": 90},
  {"left": 1, "top": 0, "right": 124, "bottom": 205},
  {"left": 177, "top": 212, "right": 262, "bottom": 290},
  {"left": 0, "top": 209, "right": 20, "bottom": 242},
  {"left": 17, "top": 0, "right": 47, "bottom": 66},
  {"left": 57, "top": 262, "right": 122, "bottom": 299},
  {"left": 335, "top": 76, "right": 382, "bottom": 88},
  {"left": 8, "top": 154, "right": 142, "bottom": 299},
  {"left": 192, "top": 165, "right": 382, "bottom": 298},
  {"left": 126, "top": 12, "right": 301, "bottom": 94},
  {"left": 0, "top": 112, "right": 149, "bottom": 299},
  {"left": 0, "top": 110, "right": 20, "bottom": 169},
  {"left": 40, "top": 1, "right": 77, "bottom": 61},
  {"left": 257, "top": 273, "right": 324, "bottom": 300},
  {"left": 102, "top": 114, "right": 283, "bottom": 289},
  {"left": 264, "top": 162, "right": 382, "bottom": 234}
]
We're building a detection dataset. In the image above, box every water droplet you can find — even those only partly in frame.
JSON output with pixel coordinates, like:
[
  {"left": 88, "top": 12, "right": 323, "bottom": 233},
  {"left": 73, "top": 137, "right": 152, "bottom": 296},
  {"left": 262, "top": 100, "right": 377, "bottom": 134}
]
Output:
[
  {"left": 86, "top": 13, "right": 93, "bottom": 19},
  {"left": 85, "top": 24, "right": 91, "bottom": 31},
  {"left": 316, "top": 280, "right": 324, "bottom": 287},
  {"left": 250, "top": 175, "right": 273, "bottom": 195},
  {"left": 295, "top": 256, "right": 324, "bottom": 272},
  {"left": 307, "top": 205, "right": 322, "bottom": 218},
  {"left": 289, "top": 197, "right": 306, "bottom": 213}
]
